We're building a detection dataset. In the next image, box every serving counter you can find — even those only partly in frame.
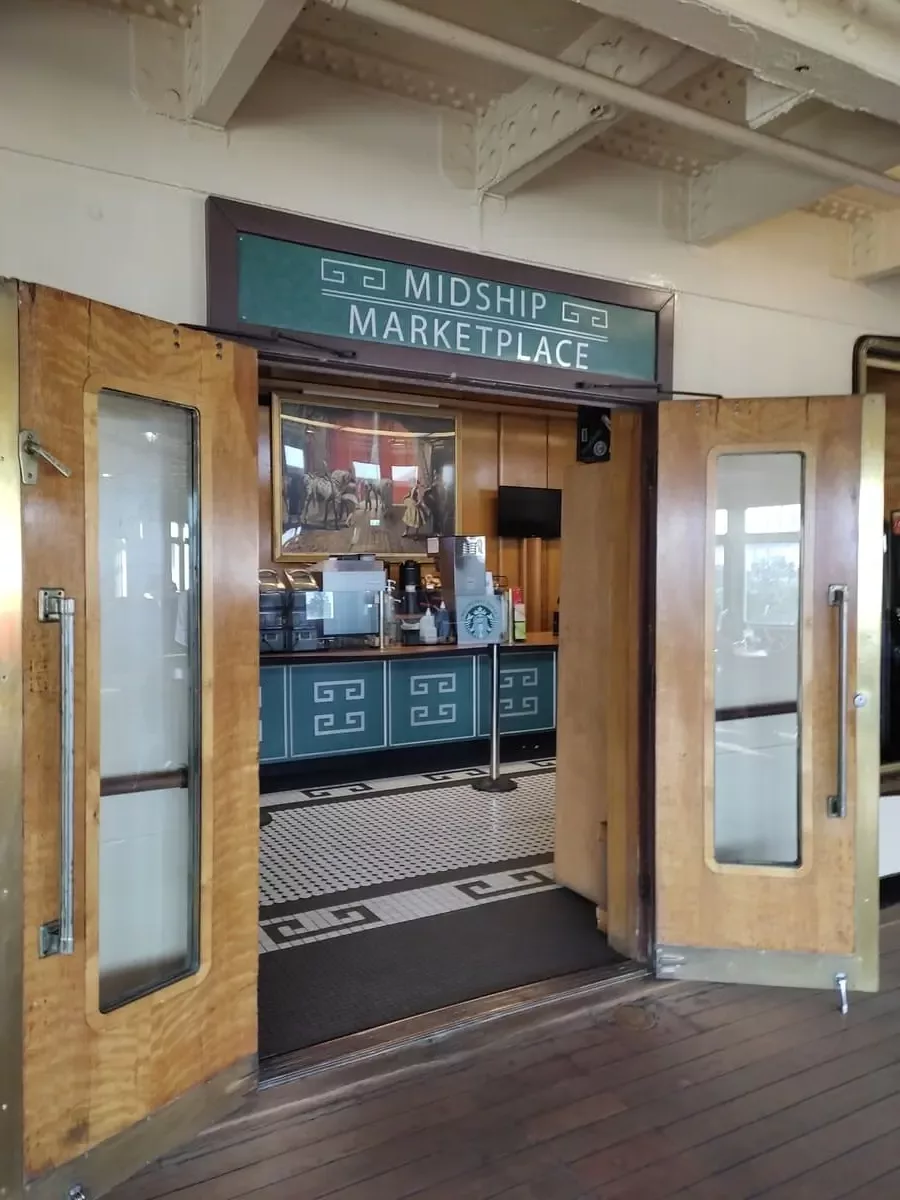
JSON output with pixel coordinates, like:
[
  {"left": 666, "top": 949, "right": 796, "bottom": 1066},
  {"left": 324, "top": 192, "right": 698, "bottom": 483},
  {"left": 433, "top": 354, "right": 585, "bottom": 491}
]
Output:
[{"left": 259, "top": 634, "right": 557, "bottom": 766}]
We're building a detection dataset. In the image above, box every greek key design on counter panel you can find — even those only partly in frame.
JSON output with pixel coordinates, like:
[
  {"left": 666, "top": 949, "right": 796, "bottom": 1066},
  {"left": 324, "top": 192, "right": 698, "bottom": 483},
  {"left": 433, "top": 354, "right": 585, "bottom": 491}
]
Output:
[
  {"left": 314, "top": 711, "right": 366, "bottom": 736},
  {"left": 314, "top": 679, "right": 365, "bottom": 704},
  {"left": 499, "top": 667, "right": 540, "bottom": 717},
  {"left": 410, "top": 672, "right": 457, "bottom": 696},
  {"left": 410, "top": 703, "right": 458, "bottom": 727}
]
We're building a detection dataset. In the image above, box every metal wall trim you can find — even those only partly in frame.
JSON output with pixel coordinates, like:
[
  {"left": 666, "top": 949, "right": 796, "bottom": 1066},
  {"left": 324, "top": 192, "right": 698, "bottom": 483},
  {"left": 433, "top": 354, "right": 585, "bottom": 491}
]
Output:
[
  {"left": 853, "top": 393, "right": 885, "bottom": 992},
  {"left": 0, "top": 279, "right": 23, "bottom": 1198},
  {"left": 655, "top": 944, "right": 865, "bottom": 991},
  {"left": 23, "top": 1056, "right": 256, "bottom": 1200}
]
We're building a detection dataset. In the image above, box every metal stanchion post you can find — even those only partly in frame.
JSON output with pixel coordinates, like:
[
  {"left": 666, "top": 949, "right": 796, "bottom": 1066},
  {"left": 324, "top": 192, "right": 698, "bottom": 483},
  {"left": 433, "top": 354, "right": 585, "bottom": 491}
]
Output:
[{"left": 473, "top": 641, "right": 517, "bottom": 793}]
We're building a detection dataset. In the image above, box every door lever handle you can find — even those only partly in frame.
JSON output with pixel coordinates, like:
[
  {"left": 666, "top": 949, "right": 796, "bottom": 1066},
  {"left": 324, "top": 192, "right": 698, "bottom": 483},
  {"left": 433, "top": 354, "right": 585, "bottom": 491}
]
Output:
[
  {"left": 827, "top": 583, "right": 849, "bottom": 819},
  {"left": 19, "top": 429, "right": 72, "bottom": 485}
]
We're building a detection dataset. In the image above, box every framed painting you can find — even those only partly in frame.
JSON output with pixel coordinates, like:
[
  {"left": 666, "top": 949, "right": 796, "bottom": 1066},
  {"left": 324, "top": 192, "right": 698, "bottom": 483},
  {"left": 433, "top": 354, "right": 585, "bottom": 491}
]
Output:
[{"left": 271, "top": 393, "right": 458, "bottom": 561}]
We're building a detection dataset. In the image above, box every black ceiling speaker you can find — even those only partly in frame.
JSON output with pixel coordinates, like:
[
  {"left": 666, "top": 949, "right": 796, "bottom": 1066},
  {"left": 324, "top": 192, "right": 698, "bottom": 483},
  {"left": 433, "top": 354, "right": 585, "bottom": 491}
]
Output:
[{"left": 576, "top": 407, "right": 611, "bottom": 463}]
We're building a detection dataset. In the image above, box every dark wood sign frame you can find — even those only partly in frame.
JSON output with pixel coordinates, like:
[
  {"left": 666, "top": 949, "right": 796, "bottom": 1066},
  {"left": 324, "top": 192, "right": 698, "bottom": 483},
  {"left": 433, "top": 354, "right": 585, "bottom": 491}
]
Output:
[{"left": 206, "top": 197, "right": 675, "bottom": 400}]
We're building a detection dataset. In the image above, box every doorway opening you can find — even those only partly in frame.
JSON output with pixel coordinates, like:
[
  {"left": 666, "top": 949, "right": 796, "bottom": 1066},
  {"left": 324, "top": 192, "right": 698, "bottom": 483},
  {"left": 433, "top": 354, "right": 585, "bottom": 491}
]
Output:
[
  {"left": 253, "top": 366, "right": 647, "bottom": 1064},
  {"left": 855, "top": 337, "right": 900, "bottom": 888}
]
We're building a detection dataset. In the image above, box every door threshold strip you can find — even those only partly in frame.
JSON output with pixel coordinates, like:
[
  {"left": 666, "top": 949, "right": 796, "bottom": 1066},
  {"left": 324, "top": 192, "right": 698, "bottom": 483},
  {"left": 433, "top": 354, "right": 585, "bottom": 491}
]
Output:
[{"left": 258, "top": 960, "right": 651, "bottom": 1091}]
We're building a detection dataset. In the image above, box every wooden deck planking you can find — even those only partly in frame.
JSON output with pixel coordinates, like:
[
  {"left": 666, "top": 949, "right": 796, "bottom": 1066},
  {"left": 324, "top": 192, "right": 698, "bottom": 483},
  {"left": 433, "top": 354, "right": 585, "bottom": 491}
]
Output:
[{"left": 112, "top": 917, "right": 900, "bottom": 1200}]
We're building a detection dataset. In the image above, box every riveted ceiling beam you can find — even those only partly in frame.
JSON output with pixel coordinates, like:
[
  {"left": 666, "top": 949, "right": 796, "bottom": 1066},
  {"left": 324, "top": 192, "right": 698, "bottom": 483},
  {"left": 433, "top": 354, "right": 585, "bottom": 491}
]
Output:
[
  {"left": 186, "top": 0, "right": 308, "bottom": 127},
  {"left": 575, "top": 0, "right": 900, "bottom": 123},
  {"left": 668, "top": 106, "right": 900, "bottom": 244},
  {"left": 474, "top": 19, "right": 710, "bottom": 197}
]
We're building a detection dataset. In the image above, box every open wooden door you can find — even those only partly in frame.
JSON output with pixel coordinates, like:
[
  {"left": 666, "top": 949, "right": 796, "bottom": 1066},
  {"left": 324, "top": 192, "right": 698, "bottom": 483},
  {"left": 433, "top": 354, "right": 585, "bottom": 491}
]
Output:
[
  {"left": 655, "top": 394, "right": 883, "bottom": 996},
  {"left": 0, "top": 282, "right": 259, "bottom": 1200}
]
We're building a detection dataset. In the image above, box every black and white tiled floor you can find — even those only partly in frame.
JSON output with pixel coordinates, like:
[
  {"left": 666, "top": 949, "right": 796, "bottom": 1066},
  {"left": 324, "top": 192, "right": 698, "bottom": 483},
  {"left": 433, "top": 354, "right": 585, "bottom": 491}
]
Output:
[
  {"left": 259, "top": 760, "right": 557, "bottom": 954},
  {"left": 257, "top": 758, "right": 624, "bottom": 1057}
]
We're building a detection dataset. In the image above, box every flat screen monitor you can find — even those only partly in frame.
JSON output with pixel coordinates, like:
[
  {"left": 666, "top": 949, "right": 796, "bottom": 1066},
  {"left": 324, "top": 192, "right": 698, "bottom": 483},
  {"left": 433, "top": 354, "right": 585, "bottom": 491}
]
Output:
[{"left": 497, "top": 485, "right": 562, "bottom": 540}]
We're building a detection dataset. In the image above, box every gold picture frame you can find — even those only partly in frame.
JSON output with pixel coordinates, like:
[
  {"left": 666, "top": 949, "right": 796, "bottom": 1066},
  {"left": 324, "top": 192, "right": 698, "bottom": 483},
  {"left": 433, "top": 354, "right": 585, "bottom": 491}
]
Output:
[{"left": 271, "top": 391, "right": 458, "bottom": 562}]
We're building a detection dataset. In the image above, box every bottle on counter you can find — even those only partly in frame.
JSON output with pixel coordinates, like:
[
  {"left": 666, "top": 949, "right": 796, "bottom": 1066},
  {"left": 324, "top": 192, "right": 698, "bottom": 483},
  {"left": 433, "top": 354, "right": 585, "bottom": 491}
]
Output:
[
  {"left": 435, "top": 600, "right": 451, "bottom": 642},
  {"left": 512, "top": 586, "right": 527, "bottom": 643},
  {"left": 419, "top": 606, "right": 437, "bottom": 645}
]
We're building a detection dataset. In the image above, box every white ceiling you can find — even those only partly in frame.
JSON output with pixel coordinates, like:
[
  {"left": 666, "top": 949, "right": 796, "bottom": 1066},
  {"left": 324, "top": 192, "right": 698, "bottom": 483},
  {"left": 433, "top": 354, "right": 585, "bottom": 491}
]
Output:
[{"left": 32, "top": 0, "right": 900, "bottom": 275}]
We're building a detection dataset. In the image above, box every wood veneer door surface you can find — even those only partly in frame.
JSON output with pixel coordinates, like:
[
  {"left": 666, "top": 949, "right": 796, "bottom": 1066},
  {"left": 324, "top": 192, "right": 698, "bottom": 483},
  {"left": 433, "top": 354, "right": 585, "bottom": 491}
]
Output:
[
  {"left": 555, "top": 411, "right": 643, "bottom": 958},
  {"left": 655, "top": 395, "right": 881, "bottom": 984},
  {"left": 19, "top": 286, "right": 260, "bottom": 1183}
]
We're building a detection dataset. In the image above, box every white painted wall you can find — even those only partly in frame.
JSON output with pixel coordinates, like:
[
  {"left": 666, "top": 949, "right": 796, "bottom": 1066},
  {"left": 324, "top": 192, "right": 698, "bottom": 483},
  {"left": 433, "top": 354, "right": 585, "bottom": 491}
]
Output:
[{"left": 3, "top": 0, "right": 900, "bottom": 398}]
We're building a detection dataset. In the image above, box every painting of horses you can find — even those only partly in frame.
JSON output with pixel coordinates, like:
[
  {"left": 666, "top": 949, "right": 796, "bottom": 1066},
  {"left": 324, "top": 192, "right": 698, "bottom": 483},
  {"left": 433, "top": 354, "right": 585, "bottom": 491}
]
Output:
[{"left": 272, "top": 395, "right": 457, "bottom": 560}]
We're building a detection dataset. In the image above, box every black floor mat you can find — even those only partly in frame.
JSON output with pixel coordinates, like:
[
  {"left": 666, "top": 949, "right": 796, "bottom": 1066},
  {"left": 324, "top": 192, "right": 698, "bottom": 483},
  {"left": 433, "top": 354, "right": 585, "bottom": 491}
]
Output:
[{"left": 258, "top": 888, "right": 623, "bottom": 1060}]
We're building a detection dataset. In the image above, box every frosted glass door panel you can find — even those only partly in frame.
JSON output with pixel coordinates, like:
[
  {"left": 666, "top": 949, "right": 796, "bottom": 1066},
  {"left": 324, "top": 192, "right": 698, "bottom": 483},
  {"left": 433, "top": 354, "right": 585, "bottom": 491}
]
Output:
[
  {"left": 99, "top": 789, "right": 193, "bottom": 1011},
  {"left": 98, "top": 395, "right": 195, "bottom": 777},
  {"left": 715, "top": 455, "right": 801, "bottom": 711},
  {"left": 97, "top": 390, "right": 200, "bottom": 1011},
  {"left": 714, "top": 714, "right": 800, "bottom": 866},
  {"left": 712, "top": 453, "right": 803, "bottom": 867}
]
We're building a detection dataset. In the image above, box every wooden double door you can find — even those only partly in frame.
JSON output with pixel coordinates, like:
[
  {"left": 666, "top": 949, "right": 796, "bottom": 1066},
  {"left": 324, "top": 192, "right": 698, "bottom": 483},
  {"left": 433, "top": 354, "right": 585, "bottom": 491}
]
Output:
[{"left": 0, "top": 282, "right": 260, "bottom": 1199}]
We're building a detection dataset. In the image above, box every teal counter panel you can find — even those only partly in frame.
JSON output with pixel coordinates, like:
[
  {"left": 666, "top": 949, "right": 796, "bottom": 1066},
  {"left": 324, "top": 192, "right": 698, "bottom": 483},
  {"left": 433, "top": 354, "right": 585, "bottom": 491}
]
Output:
[
  {"left": 259, "top": 648, "right": 558, "bottom": 764},
  {"left": 289, "top": 661, "right": 387, "bottom": 759},
  {"left": 477, "top": 651, "right": 557, "bottom": 736},
  {"left": 388, "top": 657, "right": 476, "bottom": 747},
  {"left": 259, "top": 665, "right": 288, "bottom": 763}
]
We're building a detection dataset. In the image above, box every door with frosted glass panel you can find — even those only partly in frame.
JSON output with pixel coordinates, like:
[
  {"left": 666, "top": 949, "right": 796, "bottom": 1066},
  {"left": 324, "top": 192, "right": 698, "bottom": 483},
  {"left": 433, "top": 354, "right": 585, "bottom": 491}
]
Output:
[
  {"left": 654, "top": 395, "right": 883, "bottom": 995},
  {"left": 15, "top": 284, "right": 259, "bottom": 1200}
]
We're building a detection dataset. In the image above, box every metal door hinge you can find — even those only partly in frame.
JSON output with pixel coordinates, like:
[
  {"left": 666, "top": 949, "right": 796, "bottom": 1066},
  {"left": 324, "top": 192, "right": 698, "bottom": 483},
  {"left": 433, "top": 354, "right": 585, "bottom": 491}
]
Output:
[{"left": 18, "top": 429, "right": 72, "bottom": 485}]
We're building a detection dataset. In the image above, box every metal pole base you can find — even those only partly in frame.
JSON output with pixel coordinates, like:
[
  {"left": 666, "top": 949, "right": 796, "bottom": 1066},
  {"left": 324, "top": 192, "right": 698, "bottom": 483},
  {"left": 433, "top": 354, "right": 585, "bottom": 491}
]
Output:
[{"left": 472, "top": 774, "right": 518, "bottom": 793}]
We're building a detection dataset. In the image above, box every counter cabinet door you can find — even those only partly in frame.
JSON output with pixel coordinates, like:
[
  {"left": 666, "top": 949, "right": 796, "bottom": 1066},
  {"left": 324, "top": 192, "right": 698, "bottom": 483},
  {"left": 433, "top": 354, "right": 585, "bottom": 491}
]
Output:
[
  {"left": 388, "top": 656, "right": 476, "bottom": 747},
  {"left": 655, "top": 393, "right": 883, "bottom": 996},
  {"left": 289, "top": 660, "right": 387, "bottom": 757},
  {"left": 476, "top": 651, "right": 557, "bottom": 737},
  {"left": 10, "top": 283, "right": 260, "bottom": 1200}
]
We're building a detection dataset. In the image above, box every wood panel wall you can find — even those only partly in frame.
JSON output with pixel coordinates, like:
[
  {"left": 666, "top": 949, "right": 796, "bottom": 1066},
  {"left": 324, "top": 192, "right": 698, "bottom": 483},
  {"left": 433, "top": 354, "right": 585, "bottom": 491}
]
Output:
[
  {"left": 259, "top": 401, "right": 576, "bottom": 631},
  {"left": 554, "top": 411, "right": 645, "bottom": 960}
]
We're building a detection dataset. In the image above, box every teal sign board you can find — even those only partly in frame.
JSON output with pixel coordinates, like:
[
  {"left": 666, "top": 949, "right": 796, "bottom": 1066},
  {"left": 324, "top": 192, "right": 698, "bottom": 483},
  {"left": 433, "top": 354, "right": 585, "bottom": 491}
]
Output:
[{"left": 236, "top": 234, "right": 657, "bottom": 381}]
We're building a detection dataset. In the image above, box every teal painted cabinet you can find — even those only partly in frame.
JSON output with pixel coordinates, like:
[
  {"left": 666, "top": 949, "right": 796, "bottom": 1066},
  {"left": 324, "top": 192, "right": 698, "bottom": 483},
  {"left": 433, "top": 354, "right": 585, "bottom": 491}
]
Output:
[
  {"left": 259, "top": 666, "right": 288, "bottom": 763},
  {"left": 477, "top": 651, "right": 557, "bottom": 737},
  {"left": 288, "top": 660, "right": 386, "bottom": 758},
  {"left": 388, "top": 657, "right": 476, "bottom": 746},
  {"left": 258, "top": 650, "right": 557, "bottom": 764}
]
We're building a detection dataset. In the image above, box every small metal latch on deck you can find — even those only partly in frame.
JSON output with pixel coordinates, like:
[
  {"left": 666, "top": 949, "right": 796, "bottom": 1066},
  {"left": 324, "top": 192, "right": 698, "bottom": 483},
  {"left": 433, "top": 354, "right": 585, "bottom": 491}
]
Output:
[
  {"left": 18, "top": 429, "right": 71, "bottom": 485},
  {"left": 654, "top": 949, "right": 685, "bottom": 979}
]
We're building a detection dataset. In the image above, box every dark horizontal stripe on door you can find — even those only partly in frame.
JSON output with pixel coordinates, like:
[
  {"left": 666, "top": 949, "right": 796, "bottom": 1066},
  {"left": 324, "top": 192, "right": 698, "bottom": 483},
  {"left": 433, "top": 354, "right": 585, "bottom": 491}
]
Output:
[
  {"left": 715, "top": 700, "right": 798, "bottom": 723},
  {"left": 100, "top": 767, "right": 190, "bottom": 796}
]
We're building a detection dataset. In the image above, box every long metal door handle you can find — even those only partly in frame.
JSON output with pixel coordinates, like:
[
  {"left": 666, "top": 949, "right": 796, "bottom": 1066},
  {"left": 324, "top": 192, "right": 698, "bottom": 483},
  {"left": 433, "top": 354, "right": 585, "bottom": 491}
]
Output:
[
  {"left": 828, "top": 583, "right": 849, "bottom": 820},
  {"left": 38, "top": 588, "right": 76, "bottom": 956}
]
